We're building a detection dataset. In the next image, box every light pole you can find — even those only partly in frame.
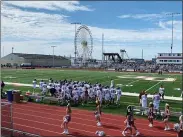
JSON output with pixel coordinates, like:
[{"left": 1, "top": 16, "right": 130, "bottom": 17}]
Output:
[
  {"left": 71, "top": 22, "right": 81, "bottom": 64},
  {"left": 51, "top": 46, "right": 56, "bottom": 68},
  {"left": 12, "top": 47, "right": 14, "bottom": 53},
  {"left": 166, "top": 12, "right": 180, "bottom": 54}
]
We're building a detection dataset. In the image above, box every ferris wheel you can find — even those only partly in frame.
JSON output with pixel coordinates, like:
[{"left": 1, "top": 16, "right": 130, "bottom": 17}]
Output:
[{"left": 75, "top": 25, "right": 93, "bottom": 63}]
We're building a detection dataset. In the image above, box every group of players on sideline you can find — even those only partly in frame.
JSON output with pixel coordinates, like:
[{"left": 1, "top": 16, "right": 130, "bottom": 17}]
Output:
[
  {"left": 31, "top": 78, "right": 182, "bottom": 136},
  {"left": 32, "top": 78, "right": 122, "bottom": 106}
]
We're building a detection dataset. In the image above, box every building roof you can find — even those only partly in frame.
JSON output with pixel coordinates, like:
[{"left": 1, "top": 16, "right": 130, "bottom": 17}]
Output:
[
  {"left": 12, "top": 53, "right": 68, "bottom": 60},
  {"left": 103, "top": 53, "right": 119, "bottom": 56}
]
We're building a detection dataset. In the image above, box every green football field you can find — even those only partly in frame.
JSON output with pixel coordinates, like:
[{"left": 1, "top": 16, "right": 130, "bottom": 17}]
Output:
[
  {"left": 1, "top": 69, "right": 182, "bottom": 122},
  {"left": 1, "top": 69, "right": 182, "bottom": 97}
]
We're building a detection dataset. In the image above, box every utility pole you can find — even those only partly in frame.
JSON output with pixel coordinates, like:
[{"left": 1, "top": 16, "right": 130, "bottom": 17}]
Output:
[
  {"left": 102, "top": 33, "right": 104, "bottom": 62},
  {"left": 51, "top": 46, "right": 56, "bottom": 68},
  {"left": 166, "top": 12, "right": 180, "bottom": 54},
  {"left": 142, "top": 49, "right": 143, "bottom": 59},
  {"left": 2, "top": 46, "right": 4, "bottom": 57},
  {"left": 12, "top": 47, "right": 14, "bottom": 53},
  {"left": 71, "top": 22, "right": 81, "bottom": 64}
]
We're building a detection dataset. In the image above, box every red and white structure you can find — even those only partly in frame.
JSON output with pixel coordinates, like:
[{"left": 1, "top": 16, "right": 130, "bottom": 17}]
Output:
[{"left": 156, "top": 53, "right": 182, "bottom": 65}]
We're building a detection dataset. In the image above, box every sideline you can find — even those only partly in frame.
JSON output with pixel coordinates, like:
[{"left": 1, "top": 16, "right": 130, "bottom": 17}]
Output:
[{"left": 5, "top": 82, "right": 182, "bottom": 101}]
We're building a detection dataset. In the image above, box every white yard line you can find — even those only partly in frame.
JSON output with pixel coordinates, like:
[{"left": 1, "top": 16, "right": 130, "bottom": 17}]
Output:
[
  {"left": 144, "top": 81, "right": 162, "bottom": 92},
  {"left": 127, "top": 79, "right": 140, "bottom": 85},
  {"left": 144, "top": 74, "right": 173, "bottom": 92}
]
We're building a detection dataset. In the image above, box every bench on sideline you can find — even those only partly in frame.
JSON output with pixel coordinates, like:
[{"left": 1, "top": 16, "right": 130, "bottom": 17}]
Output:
[{"left": 25, "top": 95, "right": 62, "bottom": 104}]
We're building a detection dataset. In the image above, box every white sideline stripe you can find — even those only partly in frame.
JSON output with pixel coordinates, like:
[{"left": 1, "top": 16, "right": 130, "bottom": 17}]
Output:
[
  {"left": 5, "top": 82, "right": 182, "bottom": 101},
  {"left": 2, "top": 109, "right": 176, "bottom": 136}
]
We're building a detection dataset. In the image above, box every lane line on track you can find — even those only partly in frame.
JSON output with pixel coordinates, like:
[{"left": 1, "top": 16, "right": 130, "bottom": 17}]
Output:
[
  {"left": 2, "top": 121, "right": 76, "bottom": 137},
  {"left": 3, "top": 107, "right": 176, "bottom": 136},
  {"left": 12, "top": 104, "right": 173, "bottom": 126}
]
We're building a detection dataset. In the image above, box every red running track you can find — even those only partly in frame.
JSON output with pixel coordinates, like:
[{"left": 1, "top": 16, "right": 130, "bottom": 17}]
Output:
[{"left": 1, "top": 102, "right": 177, "bottom": 137}]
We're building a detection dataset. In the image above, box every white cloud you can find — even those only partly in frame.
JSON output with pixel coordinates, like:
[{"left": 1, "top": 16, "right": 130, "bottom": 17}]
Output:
[
  {"left": 3, "top": 1, "right": 94, "bottom": 12},
  {"left": 1, "top": 2, "right": 182, "bottom": 60},
  {"left": 118, "top": 13, "right": 181, "bottom": 20}
]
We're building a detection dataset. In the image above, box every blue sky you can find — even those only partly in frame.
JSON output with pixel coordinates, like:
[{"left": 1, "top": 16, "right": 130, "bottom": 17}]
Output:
[{"left": 1, "top": 1, "right": 182, "bottom": 59}]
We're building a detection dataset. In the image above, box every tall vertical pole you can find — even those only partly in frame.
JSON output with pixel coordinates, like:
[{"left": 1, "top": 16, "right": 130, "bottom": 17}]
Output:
[
  {"left": 171, "top": 14, "right": 173, "bottom": 54},
  {"left": 74, "top": 24, "right": 76, "bottom": 63},
  {"left": 102, "top": 33, "right": 104, "bottom": 62},
  {"left": 51, "top": 46, "right": 56, "bottom": 68},
  {"left": 12, "top": 47, "right": 14, "bottom": 53},
  {"left": 142, "top": 49, "right": 143, "bottom": 59},
  {"left": 166, "top": 12, "right": 180, "bottom": 54},
  {"left": 3, "top": 45, "right": 4, "bottom": 57}
]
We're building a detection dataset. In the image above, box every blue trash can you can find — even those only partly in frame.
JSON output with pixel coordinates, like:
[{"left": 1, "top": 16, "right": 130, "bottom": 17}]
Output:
[{"left": 7, "top": 90, "right": 13, "bottom": 102}]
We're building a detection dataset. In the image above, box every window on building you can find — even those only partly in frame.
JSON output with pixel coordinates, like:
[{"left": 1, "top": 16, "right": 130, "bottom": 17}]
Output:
[
  {"left": 164, "top": 60, "right": 167, "bottom": 62},
  {"left": 177, "top": 60, "right": 180, "bottom": 62},
  {"left": 173, "top": 54, "right": 175, "bottom": 56},
  {"left": 168, "top": 60, "right": 172, "bottom": 62},
  {"left": 177, "top": 54, "right": 181, "bottom": 56},
  {"left": 173, "top": 60, "right": 176, "bottom": 62},
  {"left": 159, "top": 54, "right": 162, "bottom": 56},
  {"left": 169, "top": 54, "right": 171, "bottom": 56}
]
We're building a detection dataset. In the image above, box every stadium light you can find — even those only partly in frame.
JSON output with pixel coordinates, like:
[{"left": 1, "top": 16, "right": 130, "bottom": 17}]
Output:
[
  {"left": 71, "top": 22, "right": 81, "bottom": 63},
  {"left": 166, "top": 12, "right": 181, "bottom": 54},
  {"left": 51, "top": 46, "right": 56, "bottom": 68}
]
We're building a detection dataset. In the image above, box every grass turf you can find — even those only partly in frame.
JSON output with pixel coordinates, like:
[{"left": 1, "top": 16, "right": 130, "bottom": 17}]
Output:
[
  {"left": 2, "top": 69, "right": 182, "bottom": 97},
  {"left": 1, "top": 69, "right": 182, "bottom": 123}
]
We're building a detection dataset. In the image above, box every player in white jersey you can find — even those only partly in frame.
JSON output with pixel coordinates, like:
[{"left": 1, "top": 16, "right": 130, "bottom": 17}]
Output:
[
  {"left": 104, "top": 87, "right": 110, "bottom": 106},
  {"left": 65, "top": 86, "right": 71, "bottom": 100},
  {"left": 153, "top": 92, "right": 160, "bottom": 119},
  {"left": 141, "top": 92, "right": 148, "bottom": 115},
  {"left": 39, "top": 80, "right": 44, "bottom": 91},
  {"left": 88, "top": 86, "right": 95, "bottom": 101},
  {"left": 42, "top": 82, "right": 47, "bottom": 95},
  {"left": 116, "top": 87, "right": 122, "bottom": 105},
  {"left": 110, "top": 87, "right": 116, "bottom": 104},
  {"left": 72, "top": 87, "right": 79, "bottom": 105},
  {"left": 55, "top": 83, "right": 61, "bottom": 93},
  {"left": 32, "top": 79, "right": 37, "bottom": 93},
  {"left": 159, "top": 85, "right": 165, "bottom": 101},
  {"left": 97, "top": 88, "right": 102, "bottom": 106},
  {"left": 62, "top": 84, "right": 66, "bottom": 92},
  {"left": 110, "top": 79, "right": 114, "bottom": 88}
]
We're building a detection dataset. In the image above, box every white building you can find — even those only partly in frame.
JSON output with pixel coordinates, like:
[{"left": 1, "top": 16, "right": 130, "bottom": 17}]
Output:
[{"left": 156, "top": 53, "right": 182, "bottom": 65}]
